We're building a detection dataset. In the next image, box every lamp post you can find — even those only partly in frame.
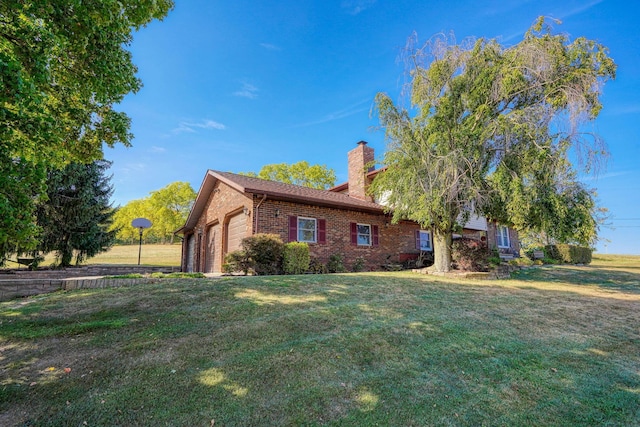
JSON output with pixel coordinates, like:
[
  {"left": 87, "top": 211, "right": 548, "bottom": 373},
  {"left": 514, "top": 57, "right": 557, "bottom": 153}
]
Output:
[{"left": 131, "top": 218, "right": 152, "bottom": 265}]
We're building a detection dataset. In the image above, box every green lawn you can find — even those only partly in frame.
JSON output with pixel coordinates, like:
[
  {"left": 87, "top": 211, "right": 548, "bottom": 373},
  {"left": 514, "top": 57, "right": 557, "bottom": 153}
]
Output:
[
  {"left": 39, "top": 244, "right": 182, "bottom": 267},
  {"left": 1, "top": 256, "right": 638, "bottom": 425}
]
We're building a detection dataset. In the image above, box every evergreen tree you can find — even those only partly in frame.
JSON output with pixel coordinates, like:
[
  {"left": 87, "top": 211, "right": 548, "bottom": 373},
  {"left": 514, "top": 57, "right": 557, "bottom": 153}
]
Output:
[{"left": 36, "top": 161, "right": 117, "bottom": 267}]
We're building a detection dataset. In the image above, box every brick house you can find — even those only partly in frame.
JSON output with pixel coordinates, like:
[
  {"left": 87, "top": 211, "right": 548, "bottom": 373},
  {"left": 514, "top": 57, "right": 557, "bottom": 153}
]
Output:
[{"left": 178, "top": 141, "right": 519, "bottom": 273}]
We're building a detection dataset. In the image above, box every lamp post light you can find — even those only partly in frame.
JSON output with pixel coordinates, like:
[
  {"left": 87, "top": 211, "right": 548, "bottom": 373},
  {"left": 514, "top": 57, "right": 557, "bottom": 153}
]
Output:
[{"left": 131, "top": 218, "right": 152, "bottom": 265}]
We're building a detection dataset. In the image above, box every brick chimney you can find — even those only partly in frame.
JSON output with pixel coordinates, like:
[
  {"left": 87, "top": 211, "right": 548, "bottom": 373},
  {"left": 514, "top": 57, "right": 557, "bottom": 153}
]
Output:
[{"left": 347, "top": 140, "right": 375, "bottom": 201}]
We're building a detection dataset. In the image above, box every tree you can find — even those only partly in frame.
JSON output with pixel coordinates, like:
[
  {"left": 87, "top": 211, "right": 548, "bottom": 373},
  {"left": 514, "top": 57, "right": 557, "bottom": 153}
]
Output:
[
  {"left": 0, "top": 0, "right": 173, "bottom": 260},
  {"left": 0, "top": 155, "right": 46, "bottom": 263},
  {"left": 242, "top": 161, "right": 337, "bottom": 190},
  {"left": 515, "top": 158, "right": 608, "bottom": 249},
  {"left": 371, "top": 18, "right": 615, "bottom": 272},
  {"left": 35, "top": 161, "right": 117, "bottom": 267},
  {"left": 111, "top": 182, "right": 196, "bottom": 244},
  {"left": 111, "top": 199, "right": 154, "bottom": 244},
  {"left": 524, "top": 161, "right": 604, "bottom": 247},
  {"left": 149, "top": 182, "right": 196, "bottom": 243}
]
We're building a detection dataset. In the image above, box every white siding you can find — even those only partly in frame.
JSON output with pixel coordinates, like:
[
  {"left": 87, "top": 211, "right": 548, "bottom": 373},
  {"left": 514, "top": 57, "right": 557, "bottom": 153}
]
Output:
[{"left": 463, "top": 214, "right": 487, "bottom": 231}]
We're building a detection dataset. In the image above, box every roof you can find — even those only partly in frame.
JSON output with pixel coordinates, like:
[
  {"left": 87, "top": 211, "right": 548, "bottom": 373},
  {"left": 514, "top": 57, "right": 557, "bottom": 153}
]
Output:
[
  {"left": 329, "top": 168, "right": 384, "bottom": 193},
  {"left": 179, "top": 170, "right": 385, "bottom": 233}
]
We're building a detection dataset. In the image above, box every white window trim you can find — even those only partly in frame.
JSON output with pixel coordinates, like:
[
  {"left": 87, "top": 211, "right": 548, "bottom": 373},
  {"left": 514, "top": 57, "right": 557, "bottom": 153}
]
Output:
[
  {"left": 298, "top": 217, "right": 317, "bottom": 243},
  {"left": 497, "top": 225, "right": 510, "bottom": 248},
  {"left": 419, "top": 230, "right": 432, "bottom": 251},
  {"left": 357, "top": 223, "right": 372, "bottom": 246}
]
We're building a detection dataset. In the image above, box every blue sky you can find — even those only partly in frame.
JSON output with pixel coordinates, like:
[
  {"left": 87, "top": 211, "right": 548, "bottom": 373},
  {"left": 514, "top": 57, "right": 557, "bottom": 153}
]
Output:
[{"left": 109, "top": 0, "right": 640, "bottom": 254}]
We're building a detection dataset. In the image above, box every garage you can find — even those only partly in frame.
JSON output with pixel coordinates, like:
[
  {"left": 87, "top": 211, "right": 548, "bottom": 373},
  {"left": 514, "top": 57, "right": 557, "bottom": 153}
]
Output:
[
  {"left": 226, "top": 212, "right": 247, "bottom": 254},
  {"left": 185, "top": 234, "right": 195, "bottom": 272},
  {"left": 205, "top": 223, "right": 221, "bottom": 273}
]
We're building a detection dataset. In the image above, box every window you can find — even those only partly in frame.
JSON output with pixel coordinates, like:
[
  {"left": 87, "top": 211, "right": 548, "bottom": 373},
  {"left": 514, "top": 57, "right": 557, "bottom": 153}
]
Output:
[
  {"left": 297, "top": 217, "right": 317, "bottom": 243},
  {"left": 288, "top": 216, "right": 326, "bottom": 244},
  {"left": 497, "top": 225, "right": 510, "bottom": 248},
  {"left": 350, "top": 223, "right": 379, "bottom": 246},
  {"left": 357, "top": 224, "right": 371, "bottom": 246},
  {"left": 416, "top": 230, "right": 432, "bottom": 251}
]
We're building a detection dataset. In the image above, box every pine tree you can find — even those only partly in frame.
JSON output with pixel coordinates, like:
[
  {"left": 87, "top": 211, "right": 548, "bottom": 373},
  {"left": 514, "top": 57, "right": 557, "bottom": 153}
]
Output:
[{"left": 36, "top": 161, "right": 117, "bottom": 267}]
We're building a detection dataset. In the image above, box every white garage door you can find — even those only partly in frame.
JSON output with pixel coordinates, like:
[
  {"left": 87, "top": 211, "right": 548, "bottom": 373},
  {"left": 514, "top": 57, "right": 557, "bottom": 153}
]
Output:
[{"left": 227, "top": 213, "right": 247, "bottom": 254}]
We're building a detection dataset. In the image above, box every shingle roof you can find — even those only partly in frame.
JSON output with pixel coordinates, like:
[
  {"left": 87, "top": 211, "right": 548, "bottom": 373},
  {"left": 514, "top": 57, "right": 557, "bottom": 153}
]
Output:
[{"left": 179, "top": 170, "right": 384, "bottom": 232}]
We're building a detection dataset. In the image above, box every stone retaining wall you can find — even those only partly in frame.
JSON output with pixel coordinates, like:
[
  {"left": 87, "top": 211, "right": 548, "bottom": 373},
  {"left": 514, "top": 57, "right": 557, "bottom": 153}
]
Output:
[
  {"left": 62, "top": 277, "right": 160, "bottom": 290},
  {"left": 0, "top": 265, "right": 179, "bottom": 302},
  {"left": 1, "top": 265, "right": 178, "bottom": 279},
  {"left": 0, "top": 279, "right": 64, "bottom": 301}
]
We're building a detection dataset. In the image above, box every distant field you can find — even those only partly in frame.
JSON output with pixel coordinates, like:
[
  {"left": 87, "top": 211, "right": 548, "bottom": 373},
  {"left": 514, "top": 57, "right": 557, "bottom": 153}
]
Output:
[
  {"left": 41, "top": 244, "right": 182, "bottom": 267},
  {"left": 591, "top": 253, "right": 640, "bottom": 269}
]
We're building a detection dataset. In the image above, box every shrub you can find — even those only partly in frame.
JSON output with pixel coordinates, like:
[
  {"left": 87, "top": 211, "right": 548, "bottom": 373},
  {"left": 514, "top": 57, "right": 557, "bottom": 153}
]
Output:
[
  {"left": 487, "top": 248, "right": 502, "bottom": 267},
  {"left": 308, "top": 257, "right": 328, "bottom": 274},
  {"left": 242, "top": 234, "right": 284, "bottom": 275},
  {"left": 488, "top": 256, "right": 502, "bottom": 267},
  {"left": 224, "top": 250, "right": 252, "bottom": 275},
  {"left": 327, "top": 253, "right": 346, "bottom": 273},
  {"left": 352, "top": 256, "right": 366, "bottom": 272},
  {"left": 451, "top": 238, "right": 489, "bottom": 272},
  {"left": 283, "top": 242, "right": 310, "bottom": 275},
  {"left": 544, "top": 244, "right": 592, "bottom": 264},
  {"left": 415, "top": 251, "right": 434, "bottom": 268},
  {"left": 524, "top": 246, "right": 546, "bottom": 261}
]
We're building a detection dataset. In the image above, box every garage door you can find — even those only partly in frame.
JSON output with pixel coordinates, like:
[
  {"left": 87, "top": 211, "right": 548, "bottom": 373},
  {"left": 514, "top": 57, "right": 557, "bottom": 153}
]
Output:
[
  {"left": 205, "top": 224, "right": 221, "bottom": 273},
  {"left": 226, "top": 213, "right": 247, "bottom": 254}
]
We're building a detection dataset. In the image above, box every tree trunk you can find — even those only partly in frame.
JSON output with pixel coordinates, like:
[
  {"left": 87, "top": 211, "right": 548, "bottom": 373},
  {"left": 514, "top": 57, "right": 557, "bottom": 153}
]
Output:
[{"left": 433, "top": 230, "right": 452, "bottom": 273}]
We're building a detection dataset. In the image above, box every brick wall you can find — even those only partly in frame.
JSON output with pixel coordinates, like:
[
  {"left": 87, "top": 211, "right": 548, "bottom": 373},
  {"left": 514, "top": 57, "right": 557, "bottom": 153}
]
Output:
[
  {"left": 254, "top": 198, "right": 423, "bottom": 271},
  {"left": 182, "top": 181, "right": 253, "bottom": 272},
  {"left": 486, "top": 221, "right": 520, "bottom": 256},
  {"left": 347, "top": 141, "right": 375, "bottom": 202}
]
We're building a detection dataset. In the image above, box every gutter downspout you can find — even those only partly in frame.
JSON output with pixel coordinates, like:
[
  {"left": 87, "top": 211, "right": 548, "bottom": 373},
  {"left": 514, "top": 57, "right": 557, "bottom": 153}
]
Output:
[{"left": 254, "top": 194, "right": 267, "bottom": 233}]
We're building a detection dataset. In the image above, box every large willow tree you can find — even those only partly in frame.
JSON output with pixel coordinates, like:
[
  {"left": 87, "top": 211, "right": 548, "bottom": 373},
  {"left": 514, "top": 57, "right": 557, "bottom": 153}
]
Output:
[{"left": 371, "top": 18, "right": 616, "bottom": 272}]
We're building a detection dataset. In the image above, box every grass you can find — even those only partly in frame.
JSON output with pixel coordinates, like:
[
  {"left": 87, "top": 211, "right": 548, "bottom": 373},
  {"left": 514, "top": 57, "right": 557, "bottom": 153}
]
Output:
[
  {"left": 39, "top": 244, "right": 182, "bottom": 267},
  {"left": 1, "top": 256, "right": 638, "bottom": 425}
]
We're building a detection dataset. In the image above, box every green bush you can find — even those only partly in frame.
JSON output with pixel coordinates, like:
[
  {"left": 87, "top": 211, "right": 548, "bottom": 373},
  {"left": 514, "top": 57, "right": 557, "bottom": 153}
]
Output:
[
  {"left": 308, "top": 257, "right": 328, "bottom": 274},
  {"left": 451, "top": 238, "right": 489, "bottom": 272},
  {"left": 223, "top": 250, "right": 252, "bottom": 275},
  {"left": 352, "top": 256, "right": 366, "bottom": 272},
  {"left": 488, "top": 256, "right": 502, "bottom": 267},
  {"left": 524, "top": 246, "right": 546, "bottom": 261},
  {"left": 545, "top": 244, "right": 592, "bottom": 264},
  {"left": 327, "top": 253, "right": 346, "bottom": 273},
  {"left": 283, "top": 242, "right": 310, "bottom": 275},
  {"left": 242, "top": 234, "right": 285, "bottom": 275}
]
